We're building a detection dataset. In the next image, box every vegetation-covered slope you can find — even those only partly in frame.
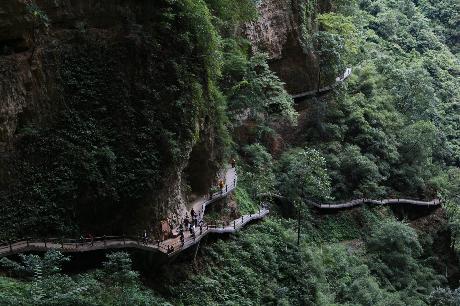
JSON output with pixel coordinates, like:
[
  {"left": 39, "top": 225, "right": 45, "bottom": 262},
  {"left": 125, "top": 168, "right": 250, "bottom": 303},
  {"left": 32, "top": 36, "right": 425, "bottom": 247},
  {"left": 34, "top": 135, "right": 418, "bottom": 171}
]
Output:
[{"left": 0, "top": 0, "right": 459, "bottom": 305}]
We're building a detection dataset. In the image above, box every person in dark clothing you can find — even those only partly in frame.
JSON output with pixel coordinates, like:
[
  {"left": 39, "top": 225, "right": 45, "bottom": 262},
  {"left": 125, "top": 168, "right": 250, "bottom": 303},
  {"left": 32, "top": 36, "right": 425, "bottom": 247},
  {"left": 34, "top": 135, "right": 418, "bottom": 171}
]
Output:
[
  {"left": 184, "top": 214, "right": 189, "bottom": 228},
  {"left": 191, "top": 208, "right": 196, "bottom": 218},
  {"left": 87, "top": 233, "right": 94, "bottom": 246},
  {"left": 179, "top": 229, "right": 184, "bottom": 245}
]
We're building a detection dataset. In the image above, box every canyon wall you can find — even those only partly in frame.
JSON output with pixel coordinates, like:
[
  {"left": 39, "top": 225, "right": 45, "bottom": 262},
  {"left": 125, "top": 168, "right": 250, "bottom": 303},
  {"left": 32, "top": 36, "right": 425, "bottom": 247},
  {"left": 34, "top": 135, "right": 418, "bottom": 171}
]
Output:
[
  {"left": 0, "top": 0, "right": 222, "bottom": 238},
  {"left": 245, "top": 0, "right": 330, "bottom": 94}
]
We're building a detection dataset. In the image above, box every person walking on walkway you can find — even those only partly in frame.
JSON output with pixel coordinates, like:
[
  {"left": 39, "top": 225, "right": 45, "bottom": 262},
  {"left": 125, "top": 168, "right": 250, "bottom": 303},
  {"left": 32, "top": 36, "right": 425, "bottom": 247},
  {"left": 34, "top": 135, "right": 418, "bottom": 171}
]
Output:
[
  {"left": 87, "top": 233, "right": 94, "bottom": 246},
  {"left": 184, "top": 214, "right": 190, "bottom": 228},
  {"left": 180, "top": 230, "right": 184, "bottom": 246},
  {"left": 231, "top": 158, "right": 236, "bottom": 168},
  {"left": 219, "top": 179, "right": 225, "bottom": 194}
]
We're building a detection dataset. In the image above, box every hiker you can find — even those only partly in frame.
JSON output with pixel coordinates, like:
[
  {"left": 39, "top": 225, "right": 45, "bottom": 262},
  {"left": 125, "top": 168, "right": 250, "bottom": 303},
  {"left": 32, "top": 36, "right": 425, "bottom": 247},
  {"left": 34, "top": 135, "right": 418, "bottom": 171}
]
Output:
[
  {"left": 179, "top": 229, "right": 184, "bottom": 245},
  {"left": 189, "top": 222, "right": 194, "bottom": 236},
  {"left": 143, "top": 230, "right": 148, "bottom": 244},
  {"left": 219, "top": 179, "right": 225, "bottom": 193},
  {"left": 190, "top": 223, "right": 196, "bottom": 239},
  {"left": 87, "top": 233, "right": 94, "bottom": 246},
  {"left": 231, "top": 158, "right": 236, "bottom": 168},
  {"left": 191, "top": 208, "right": 196, "bottom": 219},
  {"left": 199, "top": 220, "right": 204, "bottom": 235},
  {"left": 184, "top": 214, "right": 190, "bottom": 228}
]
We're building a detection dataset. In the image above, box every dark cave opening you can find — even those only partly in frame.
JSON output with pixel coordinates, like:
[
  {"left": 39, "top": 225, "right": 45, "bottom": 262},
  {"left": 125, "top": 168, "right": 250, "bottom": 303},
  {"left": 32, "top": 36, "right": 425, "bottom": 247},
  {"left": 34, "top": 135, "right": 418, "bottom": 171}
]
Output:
[{"left": 183, "top": 141, "right": 215, "bottom": 195}]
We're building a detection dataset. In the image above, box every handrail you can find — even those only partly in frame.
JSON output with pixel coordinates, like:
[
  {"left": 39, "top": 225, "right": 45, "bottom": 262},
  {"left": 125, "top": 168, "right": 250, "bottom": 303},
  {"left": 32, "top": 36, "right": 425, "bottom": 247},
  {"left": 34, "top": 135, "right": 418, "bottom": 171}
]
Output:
[
  {"left": 0, "top": 208, "right": 270, "bottom": 258},
  {"left": 258, "top": 193, "right": 441, "bottom": 209},
  {"left": 307, "top": 198, "right": 441, "bottom": 209},
  {"left": 292, "top": 67, "right": 352, "bottom": 99}
]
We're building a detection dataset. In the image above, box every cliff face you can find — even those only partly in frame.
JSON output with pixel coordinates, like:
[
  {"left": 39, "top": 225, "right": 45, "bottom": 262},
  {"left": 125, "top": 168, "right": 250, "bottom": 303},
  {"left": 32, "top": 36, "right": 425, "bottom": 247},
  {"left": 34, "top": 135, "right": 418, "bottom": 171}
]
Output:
[
  {"left": 0, "top": 0, "right": 223, "bottom": 238},
  {"left": 245, "top": 0, "right": 328, "bottom": 94}
]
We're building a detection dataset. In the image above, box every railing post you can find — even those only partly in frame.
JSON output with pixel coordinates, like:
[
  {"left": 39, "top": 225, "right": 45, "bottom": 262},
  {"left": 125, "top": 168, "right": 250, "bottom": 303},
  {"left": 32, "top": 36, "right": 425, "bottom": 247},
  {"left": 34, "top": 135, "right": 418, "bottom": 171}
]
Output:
[
  {"left": 234, "top": 221, "right": 236, "bottom": 229},
  {"left": 26, "top": 238, "right": 29, "bottom": 247},
  {"left": 44, "top": 238, "right": 47, "bottom": 248},
  {"left": 103, "top": 236, "right": 106, "bottom": 248},
  {"left": 241, "top": 216, "right": 244, "bottom": 223},
  {"left": 61, "top": 239, "right": 64, "bottom": 249},
  {"left": 226, "top": 185, "right": 228, "bottom": 192},
  {"left": 9, "top": 241, "right": 12, "bottom": 253},
  {"left": 259, "top": 207, "right": 261, "bottom": 215},
  {"left": 123, "top": 235, "right": 126, "bottom": 245}
]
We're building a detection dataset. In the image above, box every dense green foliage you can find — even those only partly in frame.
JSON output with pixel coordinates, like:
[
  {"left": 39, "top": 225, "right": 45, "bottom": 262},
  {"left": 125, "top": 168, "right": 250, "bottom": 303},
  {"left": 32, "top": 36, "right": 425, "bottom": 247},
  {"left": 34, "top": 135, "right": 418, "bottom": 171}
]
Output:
[
  {"left": 0, "top": 251, "right": 168, "bottom": 305},
  {"left": 0, "top": 0, "right": 458, "bottom": 305},
  {"left": 300, "top": 0, "right": 460, "bottom": 201}
]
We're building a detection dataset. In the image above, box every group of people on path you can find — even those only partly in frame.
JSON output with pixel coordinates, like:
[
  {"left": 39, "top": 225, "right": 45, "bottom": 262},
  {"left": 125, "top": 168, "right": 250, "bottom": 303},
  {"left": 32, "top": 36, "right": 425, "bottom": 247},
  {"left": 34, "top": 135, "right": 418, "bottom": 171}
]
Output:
[
  {"left": 162, "top": 160, "right": 238, "bottom": 253},
  {"left": 178, "top": 208, "right": 204, "bottom": 245}
]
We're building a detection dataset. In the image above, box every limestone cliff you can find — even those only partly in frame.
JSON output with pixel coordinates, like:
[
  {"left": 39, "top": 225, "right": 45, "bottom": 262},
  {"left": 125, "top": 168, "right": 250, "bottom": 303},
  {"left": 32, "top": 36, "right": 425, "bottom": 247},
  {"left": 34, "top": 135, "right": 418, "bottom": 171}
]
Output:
[
  {"left": 245, "top": 0, "right": 330, "bottom": 94},
  {"left": 0, "top": 0, "right": 223, "bottom": 238}
]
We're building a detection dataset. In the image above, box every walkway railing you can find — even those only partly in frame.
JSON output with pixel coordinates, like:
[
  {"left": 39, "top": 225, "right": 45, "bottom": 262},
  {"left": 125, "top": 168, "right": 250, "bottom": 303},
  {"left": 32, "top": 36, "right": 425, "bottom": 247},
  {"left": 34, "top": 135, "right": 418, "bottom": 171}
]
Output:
[
  {"left": 162, "top": 207, "right": 269, "bottom": 257},
  {"left": 195, "top": 167, "right": 237, "bottom": 219},
  {"left": 292, "top": 67, "right": 352, "bottom": 99},
  {"left": 0, "top": 208, "right": 269, "bottom": 258},
  {"left": 309, "top": 198, "right": 441, "bottom": 209},
  {"left": 258, "top": 193, "right": 441, "bottom": 209}
]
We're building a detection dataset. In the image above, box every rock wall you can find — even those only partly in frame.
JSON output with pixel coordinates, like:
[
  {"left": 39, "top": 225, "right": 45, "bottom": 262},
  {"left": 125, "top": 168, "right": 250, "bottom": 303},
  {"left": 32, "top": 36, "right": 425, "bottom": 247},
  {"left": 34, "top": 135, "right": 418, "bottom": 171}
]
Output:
[
  {"left": 0, "top": 0, "right": 222, "bottom": 238},
  {"left": 245, "top": 0, "right": 327, "bottom": 94}
]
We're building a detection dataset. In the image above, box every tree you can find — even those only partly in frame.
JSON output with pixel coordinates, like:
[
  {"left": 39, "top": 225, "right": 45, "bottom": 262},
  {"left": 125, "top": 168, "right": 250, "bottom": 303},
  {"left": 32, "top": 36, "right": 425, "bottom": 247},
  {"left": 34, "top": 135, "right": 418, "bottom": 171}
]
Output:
[
  {"left": 240, "top": 144, "right": 276, "bottom": 198},
  {"left": 366, "top": 220, "right": 442, "bottom": 302},
  {"left": 277, "top": 148, "right": 331, "bottom": 245},
  {"left": 429, "top": 287, "right": 460, "bottom": 306},
  {"left": 224, "top": 51, "right": 298, "bottom": 126}
]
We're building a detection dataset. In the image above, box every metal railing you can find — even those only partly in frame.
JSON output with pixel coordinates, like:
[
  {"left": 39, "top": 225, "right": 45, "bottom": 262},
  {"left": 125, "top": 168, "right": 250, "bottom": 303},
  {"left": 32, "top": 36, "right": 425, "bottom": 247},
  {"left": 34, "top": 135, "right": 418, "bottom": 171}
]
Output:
[{"left": 0, "top": 208, "right": 270, "bottom": 257}]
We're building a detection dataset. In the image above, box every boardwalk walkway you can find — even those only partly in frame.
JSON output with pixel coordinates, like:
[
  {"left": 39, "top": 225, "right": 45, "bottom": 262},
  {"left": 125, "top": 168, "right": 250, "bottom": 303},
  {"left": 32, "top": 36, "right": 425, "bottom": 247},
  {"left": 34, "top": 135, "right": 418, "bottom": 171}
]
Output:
[
  {"left": 308, "top": 198, "right": 441, "bottom": 209},
  {"left": 0, "top": 167, "right": 269, "bottom": 258},
  {"left": 292, "top": 68, "right": 352, "bottom": 99},
  {"left": 259, "top": 193, "right": 441, "bottom": 209},
  {"left": 0, "top": 209, "right": 269, "bottom": 258}
]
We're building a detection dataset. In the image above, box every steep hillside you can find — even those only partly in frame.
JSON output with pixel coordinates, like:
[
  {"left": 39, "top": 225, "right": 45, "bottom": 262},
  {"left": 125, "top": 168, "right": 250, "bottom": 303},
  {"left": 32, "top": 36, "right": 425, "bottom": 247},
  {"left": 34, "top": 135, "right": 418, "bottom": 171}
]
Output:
[{"left": 0, "top": 0, "right": 459, "bottom": 305}]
